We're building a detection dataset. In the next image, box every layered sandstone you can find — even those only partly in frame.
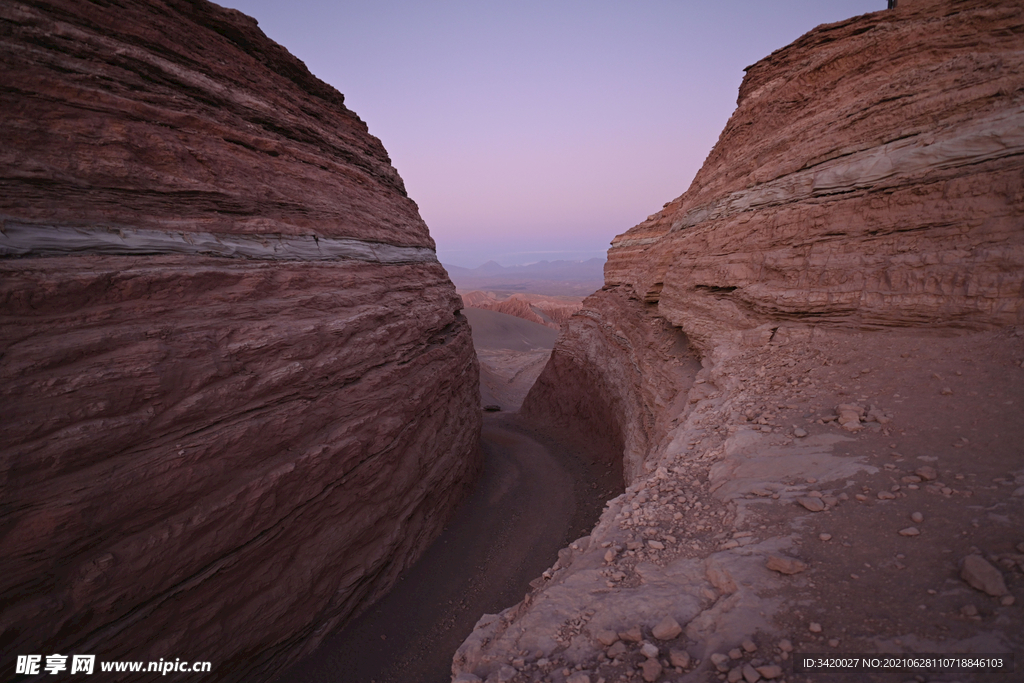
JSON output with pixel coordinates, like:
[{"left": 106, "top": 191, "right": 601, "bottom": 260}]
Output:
[
  {"left": 0, "top": 1, "right": 480, "bottom": 681},
  {"left": 526, "top": 0, "right": 1023, "bottom": 484},
  {"left": 457, "top": 1, "right": 1023, "bottom": 680},
  {"left": 605, "top": 0, "right": 1024, "bottom": 349}
]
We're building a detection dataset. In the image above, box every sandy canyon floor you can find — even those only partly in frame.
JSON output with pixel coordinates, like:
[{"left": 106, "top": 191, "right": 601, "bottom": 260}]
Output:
[{"left": 462, "top": 307, "right": 559, "bottom": 412}]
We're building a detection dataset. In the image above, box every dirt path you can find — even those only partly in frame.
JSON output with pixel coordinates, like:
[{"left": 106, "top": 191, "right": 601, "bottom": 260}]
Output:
[{"left": 274, "top": 413, "right": 617, "bottom": 683}]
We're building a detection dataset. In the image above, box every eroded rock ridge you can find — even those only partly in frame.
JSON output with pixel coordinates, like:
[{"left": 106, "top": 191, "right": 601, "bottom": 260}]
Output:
[{"left": 0, "top": 1, "right": 480, "bottom": 680}]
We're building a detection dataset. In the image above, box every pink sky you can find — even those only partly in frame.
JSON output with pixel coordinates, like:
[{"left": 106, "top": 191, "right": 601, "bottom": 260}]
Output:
[{"left": 225, "top": 1, "right": 881, "bottom": 267}]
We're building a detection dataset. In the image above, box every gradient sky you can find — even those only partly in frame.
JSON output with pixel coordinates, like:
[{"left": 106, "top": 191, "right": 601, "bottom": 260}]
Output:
[{"left": 225, "top": 1, "right": 882, "bottom": 267}]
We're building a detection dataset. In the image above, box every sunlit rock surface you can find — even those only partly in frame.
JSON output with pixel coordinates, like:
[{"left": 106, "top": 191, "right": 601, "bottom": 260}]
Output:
[{"left": 0, "top": 1, "right": 480, "bottom": 680}]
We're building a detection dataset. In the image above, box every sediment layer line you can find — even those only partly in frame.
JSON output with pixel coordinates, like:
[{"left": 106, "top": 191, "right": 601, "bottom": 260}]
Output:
[{"left": 0, "top": 223, "right": 438, "bottom": 263}]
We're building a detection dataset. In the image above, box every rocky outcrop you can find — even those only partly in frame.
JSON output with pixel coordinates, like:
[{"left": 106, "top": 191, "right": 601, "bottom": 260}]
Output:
[
  {"left": 461, "top": 292, "right": 584, "bottom": 330},
  {"left": 0, "top": 1, "right": 480, "bottom": 680},
  {"left": 527, "top": 0, "right": 1024, "bottom": 487},
  {"left": 605, "top": 0, "right": 1023, "bottom": 351},
  {"left": 457, "top": 1, "right": 1024, "bottom": 680},
  {"left": 521, "top": 290, "right": 703, "bottom": 481}
]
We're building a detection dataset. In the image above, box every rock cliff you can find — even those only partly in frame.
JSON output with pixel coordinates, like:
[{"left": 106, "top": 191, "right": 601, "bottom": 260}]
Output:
[
  {"left": 0, "top": 1, "right": 480, "bottom": 680},
  {"left": 458, "top": 1, "right": 1023, "bottom": 681}
]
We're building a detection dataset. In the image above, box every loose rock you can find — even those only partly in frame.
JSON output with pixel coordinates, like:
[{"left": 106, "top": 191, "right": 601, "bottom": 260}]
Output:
[
  {"left": 742, "top": 663, "right": 762, "bottom": 682},
  {"left": 595, "top": 629, "right": 619, "bottom": 647},
  {"left": 607, "top": 641, "right": 627, "bottom": 658},
  {"left": 669, "top": 649, "right": 690, "bottom": 668},
  {"left": 960, "top": 555, "right": 1009, "bottom": 596},
  {"left": 766, "top": 555, "right": 808, "bottom": 575},
  {"left": 757, "top": 664, "right": 784, "bottom": 679},
  {"left": 911, "top": 511, "right": 924, "bottom": 523},
  {"left": 898, "top": 527, "right": 920, "bottom": 536},
  {"left": 651, "top": 616, "right": 682, "bottom": 640},
  {"left": 640, "top": 658, "right": 662, "bottom": 682},
  {"left": 619, "top": 626, "right": 643, "bottom": 643},
  {"left": 797, "top": 497, "right": 826, "bottom": 512}
]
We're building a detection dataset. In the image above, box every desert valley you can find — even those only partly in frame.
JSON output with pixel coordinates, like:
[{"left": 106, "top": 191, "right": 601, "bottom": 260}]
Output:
[{"left": 2, "top": 1, "right": 1022, "bottom": 682}]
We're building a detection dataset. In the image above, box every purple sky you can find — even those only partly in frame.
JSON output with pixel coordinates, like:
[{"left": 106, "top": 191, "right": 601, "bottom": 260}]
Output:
[{"left": 225, "top": 1, "right": 881, "bottom": 267}]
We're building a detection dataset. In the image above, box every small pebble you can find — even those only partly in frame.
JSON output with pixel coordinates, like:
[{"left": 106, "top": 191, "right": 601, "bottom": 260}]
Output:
[
  {"left": 797, "top": 497, "right": 826, "bottom": 512},
  {"left": 819, "top": 533, "right": 832, "bottom": 541},
  {"left": 809, "top": 622, "right": 822, "bottom": 633},
  {"left": 669, "top": 649, "right": 690, "bottom": 668},
  {"left": 911, "top": 511, "right": 924, "bottom": 523},
  {"left": 742, "top": 639, "right": 757, "bottom": 653},
  {"left": 640, "top": 658, "right": 662, "bottom": 682},
  {"left": 899, "top": 527, "right": 921, "bottom": 536}
]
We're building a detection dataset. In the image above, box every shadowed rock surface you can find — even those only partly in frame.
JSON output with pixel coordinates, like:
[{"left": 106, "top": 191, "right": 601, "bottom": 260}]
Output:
[
  {"left": 456, "top": 1, "right": 1024, "bottom": 681},
  {"left": 0, "top": 1, "right": 479, "bottom": 680}
]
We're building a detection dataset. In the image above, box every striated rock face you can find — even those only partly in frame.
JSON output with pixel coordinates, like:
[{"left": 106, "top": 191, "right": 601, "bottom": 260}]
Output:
[
  {"left": 460, "top": 1, "right": 1024, "bottom": 680},
  {"left": 0, "top": 1, "right": 480, "bottom": 680},
  {"left": 524, "top": 0, "right": 1024, "bottom": 478},
  {"left": 604, "top": 0, "right": 1024, "bottom": 351}
]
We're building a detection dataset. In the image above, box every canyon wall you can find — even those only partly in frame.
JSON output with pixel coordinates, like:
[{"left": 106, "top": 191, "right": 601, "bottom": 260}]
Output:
[
  {"left": 460, "top": 1, "right": 1024, "bottom": 680},
  {"left": 524, "top": 0, "right": 1024, "bottom": 483},
  {"left": 0, "top": 1, "right": 480, "bottom": 680}
]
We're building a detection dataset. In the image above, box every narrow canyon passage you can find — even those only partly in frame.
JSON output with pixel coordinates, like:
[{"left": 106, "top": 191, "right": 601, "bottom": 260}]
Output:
[{"left": 274, "top": 413, "right": 620, "bottom": 683}]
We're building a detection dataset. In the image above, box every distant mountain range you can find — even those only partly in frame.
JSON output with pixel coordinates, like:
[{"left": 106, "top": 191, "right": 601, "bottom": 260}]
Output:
[{"left": 442, "top": 258, "right": 605, "bottom": 296}]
